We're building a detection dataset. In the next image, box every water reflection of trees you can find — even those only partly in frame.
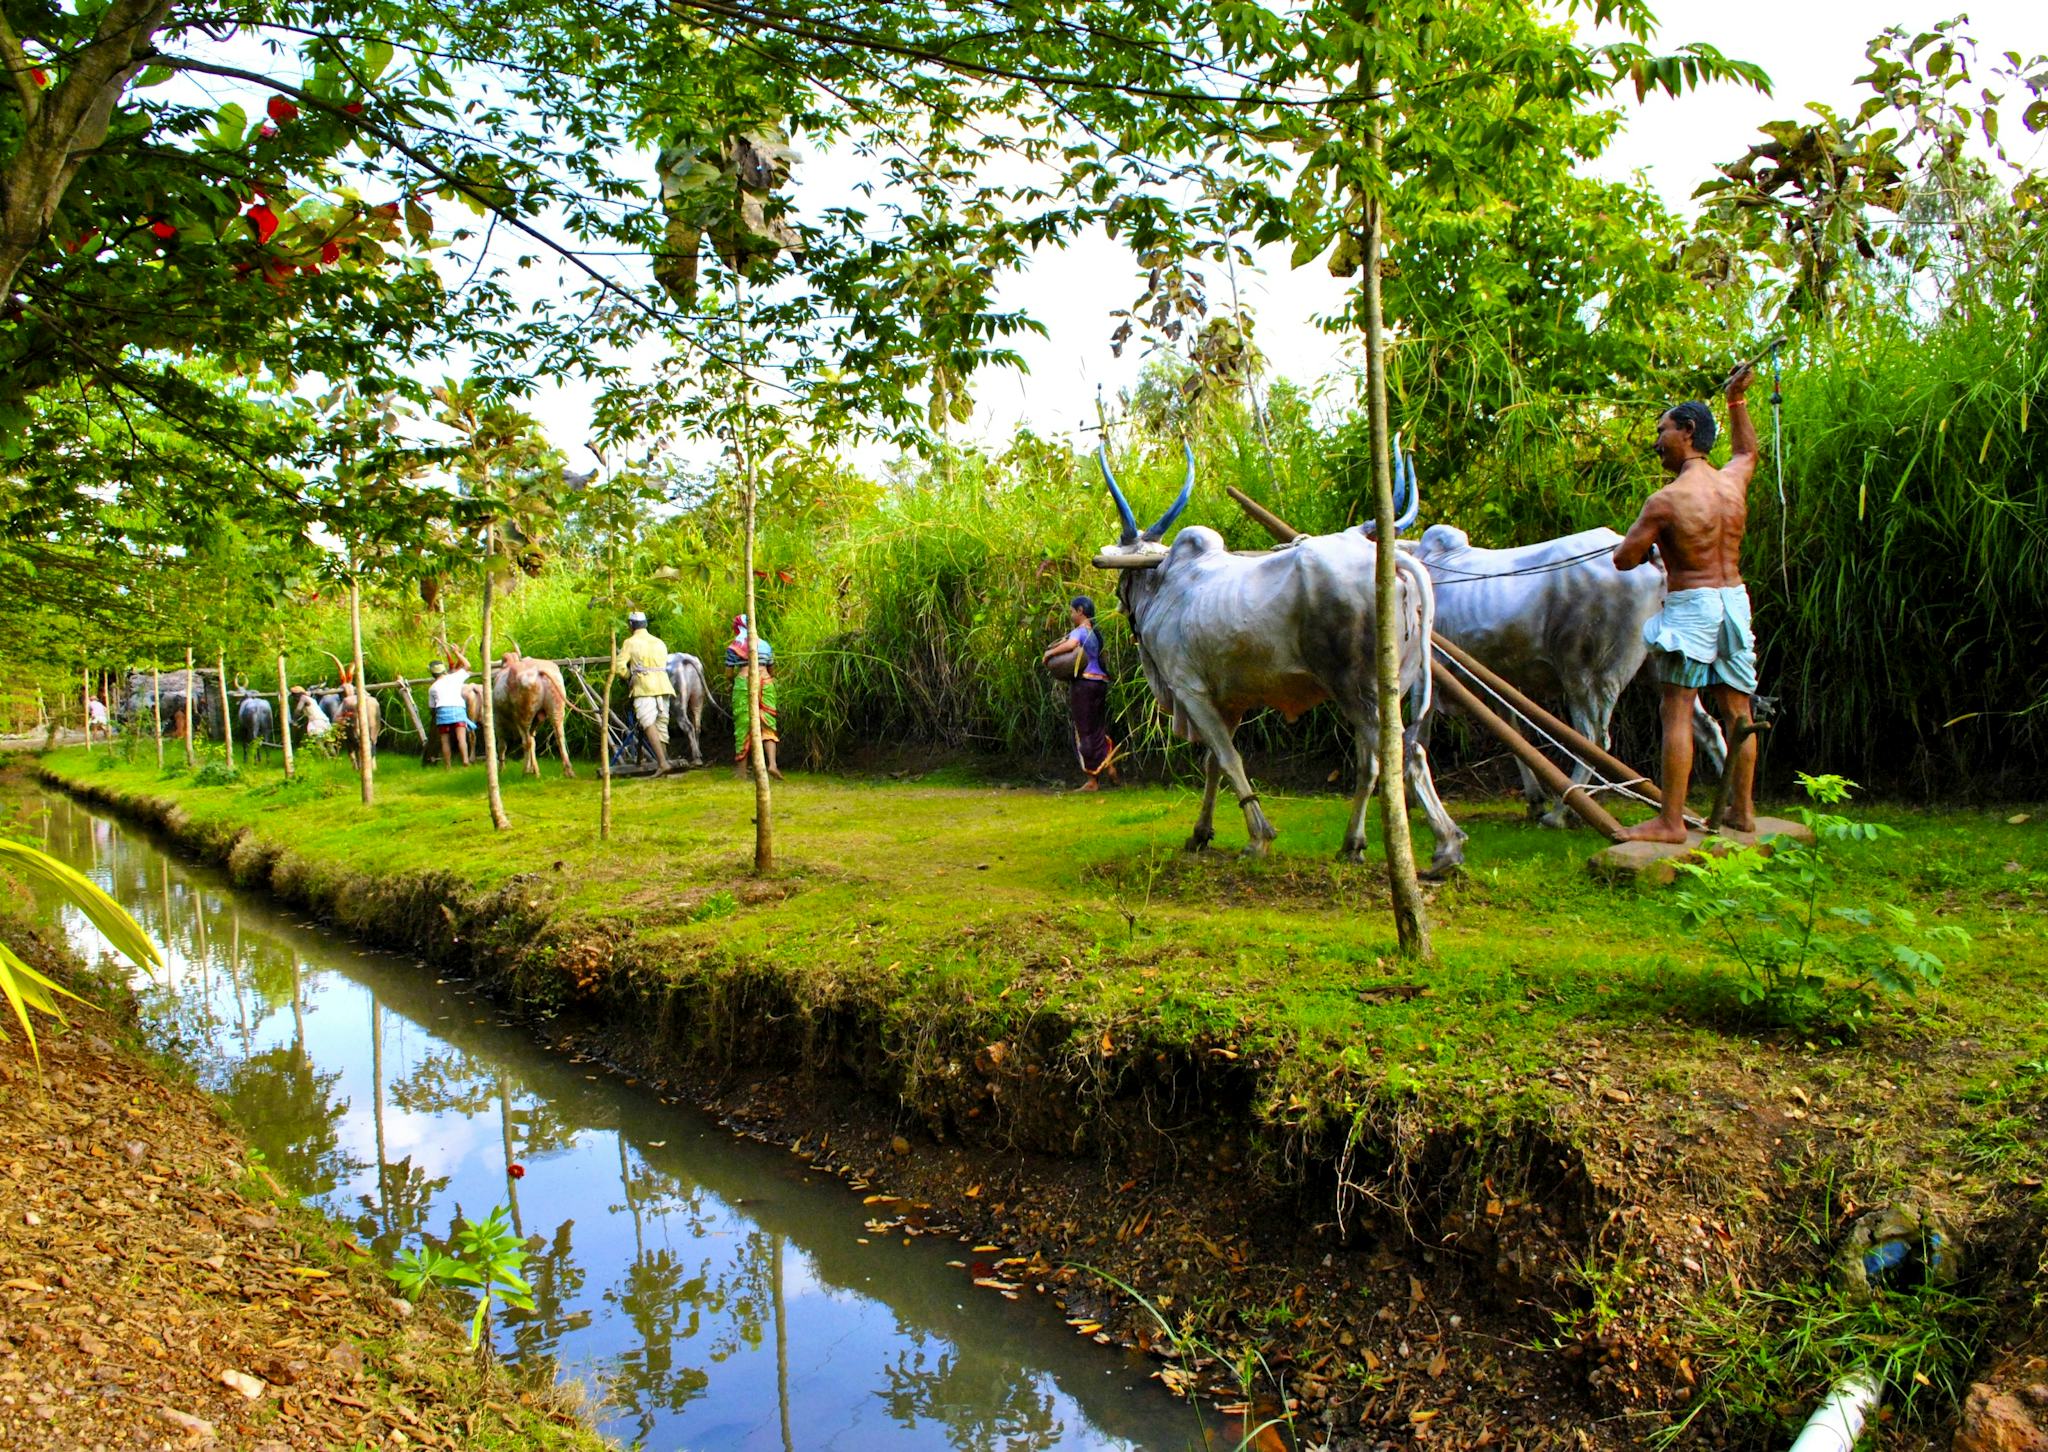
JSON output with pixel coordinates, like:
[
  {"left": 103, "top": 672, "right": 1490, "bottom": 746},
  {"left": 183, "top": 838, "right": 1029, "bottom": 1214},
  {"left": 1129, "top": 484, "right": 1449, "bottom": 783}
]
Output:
[
  {"left": 220, "top": 1046, "right": 360, "bottom": 1196},
  {"left": 875, "top": 1339, "right": 1068, "bottom": 1450}
]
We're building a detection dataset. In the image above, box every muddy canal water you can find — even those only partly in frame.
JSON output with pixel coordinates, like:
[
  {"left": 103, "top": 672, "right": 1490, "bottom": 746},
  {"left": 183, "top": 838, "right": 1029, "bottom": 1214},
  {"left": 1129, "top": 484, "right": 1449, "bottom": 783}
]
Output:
[{"left": 24, "top": 790, "right": 1208, "bottom": 1451}]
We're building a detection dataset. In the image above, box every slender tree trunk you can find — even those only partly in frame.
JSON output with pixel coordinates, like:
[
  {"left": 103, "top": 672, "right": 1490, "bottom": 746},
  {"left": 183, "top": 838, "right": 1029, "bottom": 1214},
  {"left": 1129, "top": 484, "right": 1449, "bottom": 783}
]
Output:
[
  {"left": 150, "top": 663, "right": 163, "bottom": 767},
  {"left": 217, "top": 649, "right": 234, "bottom": 763},
  {"left": 1361, "top": 179, "right": 1433, "bottom": 960},
  {"left": 480, "top": 526, "right": 510, "bottom": 830},
  {"left": 350, "top": 579, "right": 374, "bottom": 805},
  {"left": 81, "top": 661, "right": 91, "bottom": 751},
  {"left": 600, "top": 627, "right": 614, "bottom": 841},
  {"left": 372, "top": 997, "right": 389, "bottom": 1235},
  {"left": 183, "top": 647, "right": 197, "bottom": 766},
  {"left": 737, "top": 274, "right": 773, "bottom": 873},
  {"left": 774, "top": 1233, "right": 793, "bottom": 1452},
  {"left": 276, "top": 653, "right": 295, "bottom": 778}
]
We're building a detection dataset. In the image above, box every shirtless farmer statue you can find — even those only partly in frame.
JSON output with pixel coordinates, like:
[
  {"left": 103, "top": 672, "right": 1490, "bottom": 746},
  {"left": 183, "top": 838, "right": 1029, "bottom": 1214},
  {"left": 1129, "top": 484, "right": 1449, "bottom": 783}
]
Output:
[{"left": 1613, "top": 364, "right": 1761, "bottom": 843}]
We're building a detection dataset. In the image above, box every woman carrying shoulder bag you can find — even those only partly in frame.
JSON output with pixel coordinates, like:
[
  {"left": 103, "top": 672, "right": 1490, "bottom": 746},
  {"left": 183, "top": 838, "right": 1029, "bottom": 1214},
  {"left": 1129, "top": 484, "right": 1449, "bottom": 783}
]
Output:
[{"left": 1041, "top": 595, "right": 1119, "bottom": 791}]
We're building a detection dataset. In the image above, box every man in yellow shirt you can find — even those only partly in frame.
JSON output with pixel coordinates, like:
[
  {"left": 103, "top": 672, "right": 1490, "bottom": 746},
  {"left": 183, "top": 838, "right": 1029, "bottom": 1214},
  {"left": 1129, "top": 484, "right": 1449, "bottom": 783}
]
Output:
[{"left": 612, "top": 610, "right": 677, "bottom": 777}]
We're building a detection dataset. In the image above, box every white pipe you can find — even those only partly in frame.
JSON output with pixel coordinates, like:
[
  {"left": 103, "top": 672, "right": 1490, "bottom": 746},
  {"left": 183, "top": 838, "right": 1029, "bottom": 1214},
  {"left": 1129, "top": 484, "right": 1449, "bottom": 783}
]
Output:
[{"left": 1787, "top": 1371, "right": 1882, "bottom": 1452}]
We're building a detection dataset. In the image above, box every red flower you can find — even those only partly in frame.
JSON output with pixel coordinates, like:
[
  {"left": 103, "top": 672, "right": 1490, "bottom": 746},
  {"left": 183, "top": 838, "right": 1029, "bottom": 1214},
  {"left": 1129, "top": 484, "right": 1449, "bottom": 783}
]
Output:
[
  {"left": 320, "top": 240, "right": 341, "bottom": 264},
  {"left": 507, "top": 1163, "right": 526, "bottom": 1180},
  {"left": 30, "top": 69, "right": 48, "bottom": 88},
  {"left": 267, "top": 96, "right": 299, "bottom": 123},
  {"left": 247, "top": 204, "right": 279, "bottom": 244},
  {"left": 344, "top": 102, "right": 364, "bottom": 116},
  {"left": 258, "top": 123, "right": 278, "bottom": 139},
  {"left": 151, "top": 221, "right": 177, "bottom": 240}
]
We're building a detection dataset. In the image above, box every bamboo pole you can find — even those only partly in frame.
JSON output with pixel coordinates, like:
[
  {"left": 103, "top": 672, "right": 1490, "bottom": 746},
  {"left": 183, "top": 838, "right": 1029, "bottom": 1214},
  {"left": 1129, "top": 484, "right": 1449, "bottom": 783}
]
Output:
[
  {"left": 276, "top": 653, "right": 296, "bottom": 779},
  {"left": 217, "top": 650, "right": 234, "bottom": 764},
  {"left": 350, "top": 579, "right": 374, "bottom": 805},
  {"left": 480, "top": 529, "right": 510, "bottom": 831},
  {"left": 600, "top": 628, "right": 614, "bottom": 841},
  {"left": 393, "top": 673, "right": 428, "bottom": 748},
  {"left": 1429, "top": 661, "right": 1625, "bottom": 841},
  {"left": 1225, "top": 485, "right": 1300, "bottom": 543},
  {"left": 152, "top": 663, "right": 163, "bottom": 768},
  {"left": 183, "top": 648, "right": 197, "bottom": 766}
]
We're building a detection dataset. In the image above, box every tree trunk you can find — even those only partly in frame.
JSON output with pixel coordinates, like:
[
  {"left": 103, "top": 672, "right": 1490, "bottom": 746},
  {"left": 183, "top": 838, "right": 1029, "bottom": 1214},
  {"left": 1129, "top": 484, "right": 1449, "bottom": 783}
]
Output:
[
  {"left": 480, "top": 527, "right": 510, "bottom": 830},
  {"left": 181, "top": 648, "right": 196, "bottom": 764},
  {"left": 217, "top": 649, "right": 234, "bottom": 764},
  {"left": 1361, "top": 182, "right": 1433, "bottom": 960},
  {"left": 80, "top": 661, "right": 91, "bottom": 751},
  {"left": 276, "top": 652, "right": 295, "bottom": 778},
  {"left": 151, "top": 662, "right": 163, "bottom": 768},
  {"left": 737, "top": 274, "right": 773, "bottom": 874},
  {"left": 600, "top": 627, "right": 614, "bottom": 841},
  {"left": 0, "top": 0, "right": 174, "bottom": 299},
  {"left": 350, "top": 579, "right": 374, "bottom": 805}
]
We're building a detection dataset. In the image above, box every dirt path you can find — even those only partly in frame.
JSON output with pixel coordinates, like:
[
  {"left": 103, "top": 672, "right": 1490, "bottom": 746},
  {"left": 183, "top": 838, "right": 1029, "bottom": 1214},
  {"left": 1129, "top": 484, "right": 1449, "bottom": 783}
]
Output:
[{"left": 0, "top": 1021, "right": 606, "bottom": 1450}]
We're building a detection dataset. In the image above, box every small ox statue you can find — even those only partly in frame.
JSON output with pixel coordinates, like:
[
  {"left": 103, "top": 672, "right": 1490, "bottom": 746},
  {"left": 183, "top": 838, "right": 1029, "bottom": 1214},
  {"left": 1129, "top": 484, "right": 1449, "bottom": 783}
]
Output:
[
  {"left": 233, "top": 689, "right": 275, "bottom": 765},
  {"left": 493, "top": 649, "right": 576, "bottom": 778},
  {"left": 1094, "top": 447, "right": 1466, "bottom": 875},
  {"left": 320, "top": 655, "right": 381, "bottom": 771},
  {"left": 666, "top": 652, "right": 709, "bottom": 767}
]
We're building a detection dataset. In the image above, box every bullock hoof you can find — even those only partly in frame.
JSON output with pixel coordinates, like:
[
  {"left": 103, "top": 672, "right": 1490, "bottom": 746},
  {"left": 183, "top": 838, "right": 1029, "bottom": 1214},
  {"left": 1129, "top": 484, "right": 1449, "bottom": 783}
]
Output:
[
  {"left": 1184, "top": 831, "right": 1213, "bottom": 853},
  {"left": 1536, "top": 808, "right": 1576, "bottom": 830},
  {"left": 1336, "top": 844, "right": 1367, "bottom": 865},
  {"left": 564, "top": 767, "right": 578, "bottom": 780},
  {"left": 1239, "top": 839, "right": 1271, "bottom": 861},
  {"left": 1421, "top": 853, "right": 1464, "bottom": 882}
]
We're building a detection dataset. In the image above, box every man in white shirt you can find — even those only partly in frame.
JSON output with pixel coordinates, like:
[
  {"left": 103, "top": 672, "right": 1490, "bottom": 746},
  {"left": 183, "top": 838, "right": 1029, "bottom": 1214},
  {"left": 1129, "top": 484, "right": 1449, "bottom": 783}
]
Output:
[{"left": 427, "top": 646, "right": 476, "bottom": 768}]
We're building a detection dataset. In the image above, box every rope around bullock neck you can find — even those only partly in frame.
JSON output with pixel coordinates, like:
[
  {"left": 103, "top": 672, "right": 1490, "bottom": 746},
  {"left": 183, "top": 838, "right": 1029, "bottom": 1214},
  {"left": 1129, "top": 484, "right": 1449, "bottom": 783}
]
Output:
[
  {"left": 1421, "top": 544, "right": 1620, "bottom": 584},
  {"left": 1431, "top": 646, "right": 1710, "bottom": 829}
]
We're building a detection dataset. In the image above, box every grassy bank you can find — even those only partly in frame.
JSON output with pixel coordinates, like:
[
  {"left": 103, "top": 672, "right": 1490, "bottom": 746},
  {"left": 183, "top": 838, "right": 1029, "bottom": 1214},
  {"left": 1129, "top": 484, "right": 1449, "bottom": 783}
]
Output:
[{"left": 34, "top": 746, "right": 2048, "bottom": 1447}]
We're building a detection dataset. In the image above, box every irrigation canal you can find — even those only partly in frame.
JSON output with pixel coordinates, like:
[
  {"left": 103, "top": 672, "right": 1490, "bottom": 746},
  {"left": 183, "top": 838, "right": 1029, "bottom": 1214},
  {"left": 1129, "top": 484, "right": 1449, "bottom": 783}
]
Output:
[{"left": 21, "top": 788, "right": 1214, "bottom": 1450}]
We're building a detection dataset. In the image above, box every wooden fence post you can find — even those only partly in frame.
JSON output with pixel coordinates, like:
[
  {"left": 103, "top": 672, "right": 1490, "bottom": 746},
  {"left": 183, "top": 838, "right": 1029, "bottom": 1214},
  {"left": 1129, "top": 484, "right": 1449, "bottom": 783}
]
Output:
[
  {"left": 183, "top": 647, "right": 198, "bottom": 767},
  {"left": 277, "top": 653, "right": 296, "bottom": 779},
  {"left": 152, "top": 663, "right": 163, "bottom": 768},
  {"left": 600, "top": 629, "right": 614, "bottom": 840},
  {"left": 81, "top": 660, "right": 92, "bottom": 751},
  {"left": 217, "top": 650, "right": 234, "bottom": 765}
]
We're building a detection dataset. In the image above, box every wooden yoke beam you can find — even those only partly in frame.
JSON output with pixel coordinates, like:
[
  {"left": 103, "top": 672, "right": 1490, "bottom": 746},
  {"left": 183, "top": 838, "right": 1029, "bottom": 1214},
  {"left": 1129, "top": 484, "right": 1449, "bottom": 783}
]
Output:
[
  {"left": 1225, "top": 486, "right": 1301, "bottom": 544},
  {"left": 1429, "top": 635, "right": 1663, "bottom": 806},
  {"left": 1429, "top": 662, "right": 1626, "bottom": 841}
]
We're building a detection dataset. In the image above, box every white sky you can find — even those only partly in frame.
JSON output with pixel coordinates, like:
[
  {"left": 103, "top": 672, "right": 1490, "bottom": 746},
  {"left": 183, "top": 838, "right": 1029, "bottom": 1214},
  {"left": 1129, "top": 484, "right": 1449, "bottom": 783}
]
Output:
[{"left": 395, "top": 3, "right": 2048, "bottom": 468}]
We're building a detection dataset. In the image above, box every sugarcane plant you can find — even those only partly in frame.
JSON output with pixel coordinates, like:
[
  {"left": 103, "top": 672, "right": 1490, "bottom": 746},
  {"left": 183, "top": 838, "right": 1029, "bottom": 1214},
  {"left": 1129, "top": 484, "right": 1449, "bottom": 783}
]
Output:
[{"left": 0, "top": 840, "right": 163, "bottom": 1068}]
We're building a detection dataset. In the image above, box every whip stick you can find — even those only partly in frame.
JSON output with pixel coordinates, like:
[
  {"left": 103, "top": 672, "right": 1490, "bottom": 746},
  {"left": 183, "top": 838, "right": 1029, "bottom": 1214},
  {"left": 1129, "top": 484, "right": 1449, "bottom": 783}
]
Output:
[{"left": 1772, "top": 339, "right": 1788, "bottom": 588}]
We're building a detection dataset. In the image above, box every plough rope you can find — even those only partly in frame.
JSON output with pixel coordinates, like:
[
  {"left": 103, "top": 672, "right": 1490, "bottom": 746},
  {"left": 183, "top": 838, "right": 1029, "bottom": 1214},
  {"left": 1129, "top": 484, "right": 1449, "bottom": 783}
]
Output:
[{"left": 1432, "top": 646, "right": 1709, "bottom": 829}]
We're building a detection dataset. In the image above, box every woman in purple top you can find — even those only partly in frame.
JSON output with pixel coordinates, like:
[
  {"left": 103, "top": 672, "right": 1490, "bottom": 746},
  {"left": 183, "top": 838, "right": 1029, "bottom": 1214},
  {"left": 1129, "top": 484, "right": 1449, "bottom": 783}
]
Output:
[{"left": 1041, "top": 595, "right": 1119, "bottom": 790}]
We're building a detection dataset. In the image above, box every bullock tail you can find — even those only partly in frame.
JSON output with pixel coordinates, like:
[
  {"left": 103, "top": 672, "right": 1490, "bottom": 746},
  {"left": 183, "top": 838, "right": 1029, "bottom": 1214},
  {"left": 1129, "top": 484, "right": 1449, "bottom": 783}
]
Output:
[{"left": 1393, "top": 549, "right": 1436, "bottom": 724}]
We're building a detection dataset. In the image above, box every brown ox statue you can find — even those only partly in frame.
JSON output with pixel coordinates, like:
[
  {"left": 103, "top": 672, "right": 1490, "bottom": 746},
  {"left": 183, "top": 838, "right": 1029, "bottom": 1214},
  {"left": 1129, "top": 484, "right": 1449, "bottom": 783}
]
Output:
[{"left": 493, "top": 649, "right": 576, "bottom": 778}]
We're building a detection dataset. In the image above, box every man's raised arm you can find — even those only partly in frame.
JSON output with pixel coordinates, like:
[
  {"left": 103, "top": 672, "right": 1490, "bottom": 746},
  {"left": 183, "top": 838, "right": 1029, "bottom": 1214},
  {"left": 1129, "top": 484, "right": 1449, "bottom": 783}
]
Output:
[{"left": 1723, "top": 362, "right": 1759, "bottom": 488}]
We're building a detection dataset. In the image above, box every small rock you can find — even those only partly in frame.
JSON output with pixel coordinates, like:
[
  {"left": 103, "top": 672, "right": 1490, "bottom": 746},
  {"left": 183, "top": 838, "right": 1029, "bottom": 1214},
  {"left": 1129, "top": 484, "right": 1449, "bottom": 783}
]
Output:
[
  {"left": 387, "top": 1297, "right": 414, "bottom": 1319},
  {"left": 1954, "top": 1382, "right": 2048, "bottom": 1452},
  {"left": 156, "top": 1407, "right": 216, "bottom": 1442},
  {"left": 218, "top": 1369, "right": 264, "bottom": 1400},
  {"left": 122, "top": 1140, "right": 147, "bottom": 1166},
  {"left": 326, "top": 1342, "right": 364, "bottom": 1377},
  {"left": 22, "top": 1211, "right": 40, "bottom": 1228},
  {"left": 890, "top": 1136, "right": 911, "bottom": 1157}
]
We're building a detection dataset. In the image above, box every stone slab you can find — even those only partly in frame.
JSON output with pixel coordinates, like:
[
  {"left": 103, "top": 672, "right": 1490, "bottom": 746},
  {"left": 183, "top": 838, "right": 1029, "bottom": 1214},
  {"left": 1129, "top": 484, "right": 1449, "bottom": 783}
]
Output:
[{"left": 1587, "top": 816, "right": 1817, "bottom": 886}]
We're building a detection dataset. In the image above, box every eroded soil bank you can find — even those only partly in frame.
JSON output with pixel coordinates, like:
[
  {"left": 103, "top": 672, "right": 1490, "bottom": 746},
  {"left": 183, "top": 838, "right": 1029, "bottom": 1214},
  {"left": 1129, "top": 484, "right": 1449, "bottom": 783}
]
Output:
[
  {"left": 35, "top": 756, "right": 2048, "bottom": 1450},
  {"left": 0, "top": 904, "right": 606, "bottom": 1452}
]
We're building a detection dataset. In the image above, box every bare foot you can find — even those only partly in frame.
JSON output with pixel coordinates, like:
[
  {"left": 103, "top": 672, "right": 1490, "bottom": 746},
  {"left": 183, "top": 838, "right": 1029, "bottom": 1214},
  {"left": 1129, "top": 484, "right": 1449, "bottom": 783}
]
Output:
[
  {"left": 1075, "top": 779, "right": 1100, "bottom": 793},
  {"left": 1719, "top": 812, "right": 1757, "bottom": 834},
  {"left": 768, "top": 767, "right": 785, "bottom": 781},
  {"left": 1617, "top": 819, "right": 1690, "bottom": 845}
]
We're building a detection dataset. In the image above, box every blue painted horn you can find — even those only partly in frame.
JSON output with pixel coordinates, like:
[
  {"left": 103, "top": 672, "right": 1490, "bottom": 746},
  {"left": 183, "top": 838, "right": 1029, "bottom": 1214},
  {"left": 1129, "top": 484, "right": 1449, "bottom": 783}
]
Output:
[
  {"left": 1142, "top": 441, "right": 1196, "bottom": 543},
  {"left": 1097, "top": 440, "right": 1140, "bottom": 548},
  {"left": 1394, "top": 434, "right": 1420, "bottom": 534}
]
